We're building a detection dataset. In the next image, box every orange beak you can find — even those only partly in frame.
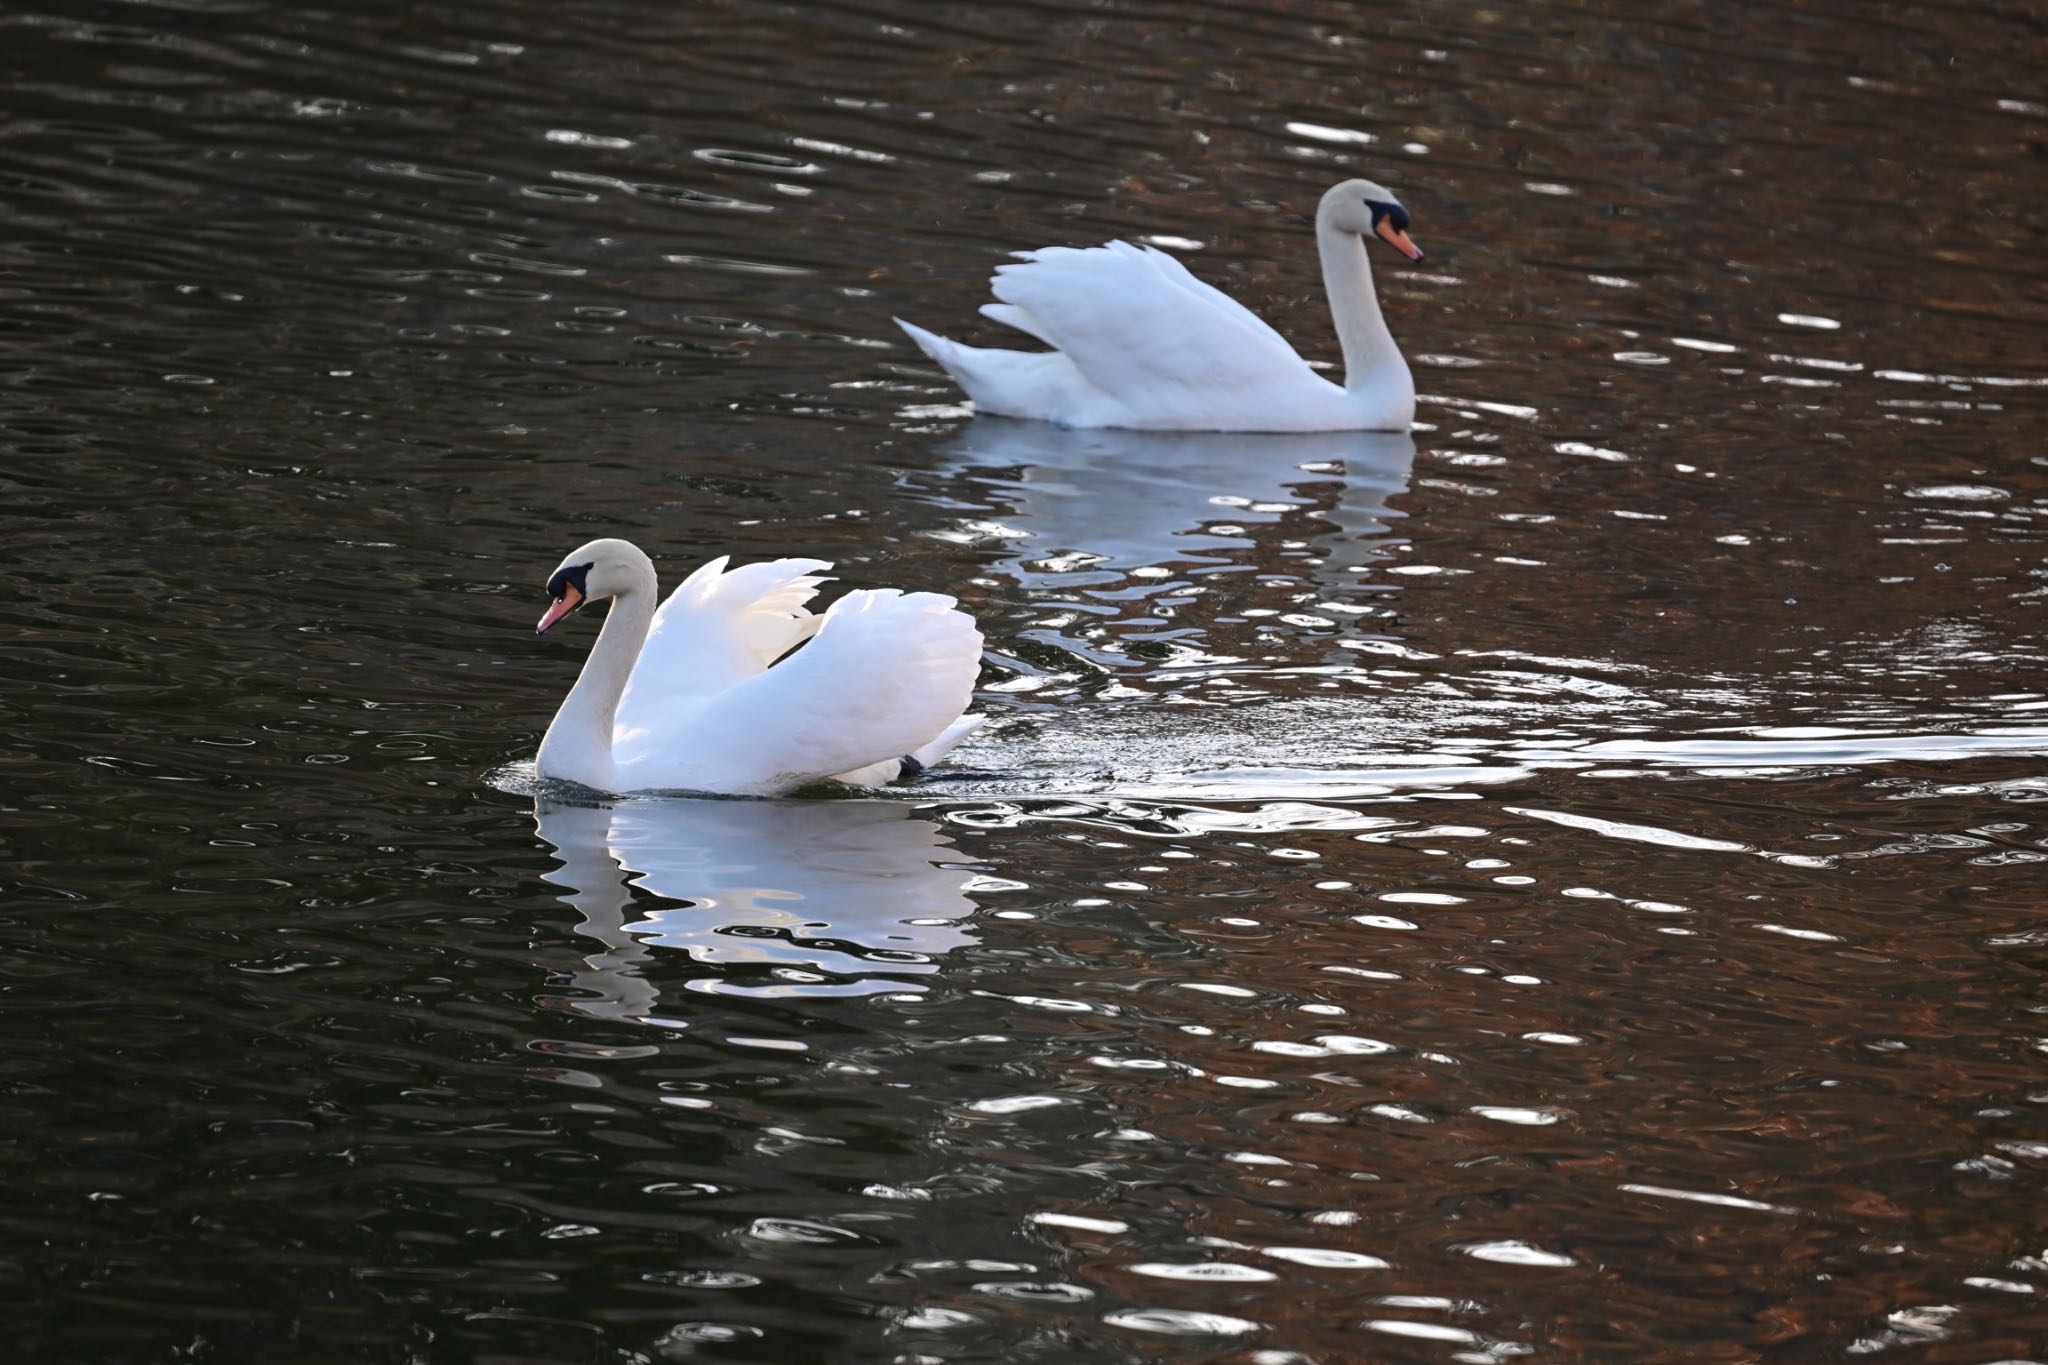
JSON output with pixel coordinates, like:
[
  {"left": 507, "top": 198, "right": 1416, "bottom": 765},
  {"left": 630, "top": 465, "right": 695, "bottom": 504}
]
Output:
[
  {"left": 537, "top": 583, "right": 583, "bottom": 634},
  {"left": 1375, "top": 218, "right": 1424, "bottom": 262}
]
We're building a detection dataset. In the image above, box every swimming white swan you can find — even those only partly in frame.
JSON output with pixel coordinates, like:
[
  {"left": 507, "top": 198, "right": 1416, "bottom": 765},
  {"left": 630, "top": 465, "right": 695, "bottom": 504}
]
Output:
[
  {"left": 532, "top": 538, "right": 984, "bottom": 796},
  {"left": 896, "top": 178, "right": 1422, "bottom": 433}
]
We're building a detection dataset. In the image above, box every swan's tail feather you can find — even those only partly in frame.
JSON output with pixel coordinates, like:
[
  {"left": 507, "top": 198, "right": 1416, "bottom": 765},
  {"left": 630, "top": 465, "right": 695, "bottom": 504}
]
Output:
[
  {"left": 911, "top": 714, "right": 985, "bottom": 769},
  {"left": 832, "top": 713, "right": 985, "bottom": 788},
  {"left": 894, "top": 317, "right": 973, "bottom": 382},
  {"left": 897, "top": 315, "right": 1035, "bottom": 398},
  {"left": 895, "top": 315, "right": 1087, "bottom": 421}
]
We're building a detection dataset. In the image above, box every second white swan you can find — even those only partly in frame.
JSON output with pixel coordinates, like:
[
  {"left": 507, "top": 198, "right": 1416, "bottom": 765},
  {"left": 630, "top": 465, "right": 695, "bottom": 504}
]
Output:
[
  {"left": 896, "top": 178, "right": 1423, "bottom": 433},
  {"left": 532, "top": 538, "right": 984, "bottom": 797}
]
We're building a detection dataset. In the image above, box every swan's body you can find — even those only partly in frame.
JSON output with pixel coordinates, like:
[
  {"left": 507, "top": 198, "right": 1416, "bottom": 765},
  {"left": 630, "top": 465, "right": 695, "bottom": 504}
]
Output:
[
  {"left": 533, "top": 539, "right": 983, "bottom": 797},
  {"left": 896, "top": 179, "right": 1422, "bottom": 433}
]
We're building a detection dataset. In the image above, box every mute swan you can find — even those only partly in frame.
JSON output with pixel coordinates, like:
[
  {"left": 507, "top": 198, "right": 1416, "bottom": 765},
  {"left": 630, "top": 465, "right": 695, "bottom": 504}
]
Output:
[
  {"left": 532, "top": 538, "right": 984, "bottom": 796},
  {"left": 896, "top": 179, "right": 1422, "bottom": 433}
]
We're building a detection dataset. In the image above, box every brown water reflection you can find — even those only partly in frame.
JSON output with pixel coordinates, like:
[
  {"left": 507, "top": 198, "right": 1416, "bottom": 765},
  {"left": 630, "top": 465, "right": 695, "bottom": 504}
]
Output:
[
  {"left": 941, "top": 777, "right": 2048, "bottom": 1359},
  {"left": 3, "top": 0, "right": 2046, "bottom": 1361}
]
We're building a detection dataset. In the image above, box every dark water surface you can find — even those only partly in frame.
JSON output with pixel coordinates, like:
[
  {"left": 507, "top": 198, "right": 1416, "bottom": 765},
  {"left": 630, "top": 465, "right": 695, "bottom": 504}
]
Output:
[{"left": 5, "top": 0, "right": 2047, "bottom": 1360}]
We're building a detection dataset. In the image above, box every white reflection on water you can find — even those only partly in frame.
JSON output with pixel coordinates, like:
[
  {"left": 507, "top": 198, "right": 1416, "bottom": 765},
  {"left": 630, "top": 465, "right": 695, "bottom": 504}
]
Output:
[
  {"left": 533, "top": 797, "right": 980, "bottom": 1014},
  {"left": 932, "top": 417, "right": 1416, "bottom": 580}
]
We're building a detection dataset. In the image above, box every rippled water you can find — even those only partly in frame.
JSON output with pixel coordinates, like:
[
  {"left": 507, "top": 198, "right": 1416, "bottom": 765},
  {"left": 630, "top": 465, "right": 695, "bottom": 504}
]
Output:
[{"left": 5, "top": 0, "right": 2046, "bottom": 1359}]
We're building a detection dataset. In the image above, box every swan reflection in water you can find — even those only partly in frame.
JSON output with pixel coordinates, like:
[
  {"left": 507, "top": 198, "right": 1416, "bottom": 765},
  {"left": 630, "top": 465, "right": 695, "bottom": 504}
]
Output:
[
  {"left": 932, "top": 418, "right": 1417, "bottom": 580},
  {"left": 532, "top": 797, "right": 980, "bottom": 1019}
]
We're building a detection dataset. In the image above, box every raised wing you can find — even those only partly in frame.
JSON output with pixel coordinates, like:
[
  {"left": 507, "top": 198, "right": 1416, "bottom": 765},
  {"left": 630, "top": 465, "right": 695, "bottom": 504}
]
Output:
[
  {"left": 616, "top": 555, "right": 830, "bottom": 738},
  {"left": 981, "top": 241, "right": 1321, "bottom": 405},
  {"left": 638, "top": 587, "right": 982, "bottom": 792}
]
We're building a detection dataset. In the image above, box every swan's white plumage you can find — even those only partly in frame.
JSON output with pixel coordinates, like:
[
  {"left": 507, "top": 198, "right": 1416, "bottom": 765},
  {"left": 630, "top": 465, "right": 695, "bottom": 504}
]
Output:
[
  {"left": 988, "top": 242, "right": 1310, "bottom": 394},
  {"left": 831, "top": 714, "right": 986, "bottom": 789},
  {"left": 898, "top": 178, "right": 1418, "bottom": 432},
  {"left": 899, "top": 243, "right": 1327, "bottom": 430},
  {"left": 537, "top": 540, "right": 984, "bottom": 797},
  {"left": 619, "top": 555, "right": 829, "bottom": 715},
  {"left": 616, "top": 585, "right": 982, "bottom": 794}
]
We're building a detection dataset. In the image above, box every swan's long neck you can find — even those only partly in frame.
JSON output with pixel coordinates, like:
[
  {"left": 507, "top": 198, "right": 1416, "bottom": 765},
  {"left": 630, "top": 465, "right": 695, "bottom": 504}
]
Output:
[
  {"left": 536, "top": 568, "right": 656, "bottom": 793},
  {"left": 1316, "top": 216, "right": 1410, "bottom": 402}
]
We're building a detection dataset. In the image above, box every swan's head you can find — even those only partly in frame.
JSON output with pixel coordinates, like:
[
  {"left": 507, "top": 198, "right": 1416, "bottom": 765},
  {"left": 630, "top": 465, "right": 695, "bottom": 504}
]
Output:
[
  {"left": 1322, "top": 179, "right": 1423, "bottom": 262},
  {"left": 537, "top": 537, "right": 651, "bottom": 634}
]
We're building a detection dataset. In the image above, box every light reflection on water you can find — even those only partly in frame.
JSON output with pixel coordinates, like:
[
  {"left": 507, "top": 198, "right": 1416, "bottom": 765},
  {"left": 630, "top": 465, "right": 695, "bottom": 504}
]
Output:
[
  {"left": 3, "top": 0, "right": 2047, "bottom": 1360},
  {"left": 930, "top": 419, "right": 1416, "bottom": 581},
  {"left": 534, "top": 796, "right": 979, "bottom": 1007}
]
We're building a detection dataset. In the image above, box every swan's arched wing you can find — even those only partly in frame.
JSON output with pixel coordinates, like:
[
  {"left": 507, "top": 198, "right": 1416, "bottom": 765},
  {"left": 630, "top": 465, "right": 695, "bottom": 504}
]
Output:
[
  {"left": 1123, "top": 244, "right": 1299, "bottom": 353},
  {"left": 637, "top": 588, "right": 981, "bottom": 790},
  {"left": 616, "top": 556, "right": 831, "bottom": 736},
  {"left": 983, "top": 242, "right": 1321, "bottom": 404}
]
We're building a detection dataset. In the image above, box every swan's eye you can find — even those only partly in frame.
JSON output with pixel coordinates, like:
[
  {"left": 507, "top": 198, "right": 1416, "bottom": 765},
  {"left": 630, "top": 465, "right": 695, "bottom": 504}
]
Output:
[
  {"left": 1366, "top": 200, "right": 1409, "bottom": 233},
  {"left": 546, "top": 561, "right": 594, "bottom": 603}
]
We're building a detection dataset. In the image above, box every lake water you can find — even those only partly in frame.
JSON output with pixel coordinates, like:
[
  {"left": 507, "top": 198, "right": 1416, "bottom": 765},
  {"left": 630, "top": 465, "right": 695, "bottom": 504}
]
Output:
[{"left": 4, "top": 0, "right": 2046, "bottom": 1360}]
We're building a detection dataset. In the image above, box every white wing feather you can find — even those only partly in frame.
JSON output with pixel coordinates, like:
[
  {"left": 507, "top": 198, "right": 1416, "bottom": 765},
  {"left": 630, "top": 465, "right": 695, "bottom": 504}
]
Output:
[
  {"left": 612, "top": 586, "right": 983, "bottom": 795},
  {"left": 616, "top": 556, "right": 829, "bottom": 736},
  {"left": 983, "top": 241, "right": 1320, "bottom": 403}
]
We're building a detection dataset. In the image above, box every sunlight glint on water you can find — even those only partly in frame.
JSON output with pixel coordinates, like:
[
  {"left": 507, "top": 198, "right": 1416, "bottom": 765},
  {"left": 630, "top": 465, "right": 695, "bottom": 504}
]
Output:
[{"left": 1, "top": 0, "right": 2045, "bottom": 1360}]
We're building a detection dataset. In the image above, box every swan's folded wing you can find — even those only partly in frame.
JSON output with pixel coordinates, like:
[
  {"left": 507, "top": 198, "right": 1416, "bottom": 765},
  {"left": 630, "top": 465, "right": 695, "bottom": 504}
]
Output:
[
  {"left": 668, "top": 588, "right": 983, "bottom": 790},
  {"left": 617, "top": 556, "right": 832, "bottom": 735},
  {"left": 984, "top": 241, "right": 1320, "bottom": 404}
]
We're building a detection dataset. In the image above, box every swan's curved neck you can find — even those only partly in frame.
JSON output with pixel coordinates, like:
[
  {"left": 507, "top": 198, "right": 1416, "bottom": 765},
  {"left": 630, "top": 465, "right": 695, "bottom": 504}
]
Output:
[
  {"left": 537, "top": 568, "right": 656, "bottom": 792},
  {"left": 1316, "top": 216, "right": 1409, "bottom": 400}
]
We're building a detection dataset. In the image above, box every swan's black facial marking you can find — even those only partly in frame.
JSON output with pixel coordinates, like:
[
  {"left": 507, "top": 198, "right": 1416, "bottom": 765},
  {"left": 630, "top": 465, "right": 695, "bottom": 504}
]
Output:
[
  {"left": 536, "top": 560, "right": 597, "bottom": 635},
  {"left": 546, "top": 561, "right": 593, "bottom": 606},
  {"left": 1366, "top": 200, "right": 1410, "bottom": 235},
  {"left": 1365, "top": 198, "right": 1423, "bottom": 261},
  {"left": 896, "top": 753, "right": 926, "bottom": 781}
]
